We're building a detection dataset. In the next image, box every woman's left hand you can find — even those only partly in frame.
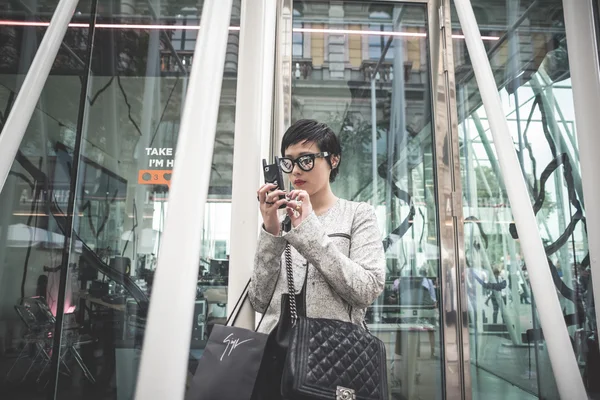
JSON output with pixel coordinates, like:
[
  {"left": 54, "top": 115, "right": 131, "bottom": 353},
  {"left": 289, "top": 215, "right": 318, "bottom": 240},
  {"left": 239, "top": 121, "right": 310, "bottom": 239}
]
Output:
[{"left": 286, "top": 190, "right": 313, "bottom": 228}]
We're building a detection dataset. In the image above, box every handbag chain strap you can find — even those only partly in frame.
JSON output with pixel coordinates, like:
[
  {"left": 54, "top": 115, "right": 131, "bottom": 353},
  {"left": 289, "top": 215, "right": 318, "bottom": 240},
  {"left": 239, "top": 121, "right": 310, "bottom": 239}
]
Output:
[
  {"left": 283, "top": 209, "right": 371, "bottom": 332},
  {"left": 285, "top": 244, "right": 299, "bottom": 324},
  {"left": 284, "top": 240, "right": 372, "bottom": 332}
]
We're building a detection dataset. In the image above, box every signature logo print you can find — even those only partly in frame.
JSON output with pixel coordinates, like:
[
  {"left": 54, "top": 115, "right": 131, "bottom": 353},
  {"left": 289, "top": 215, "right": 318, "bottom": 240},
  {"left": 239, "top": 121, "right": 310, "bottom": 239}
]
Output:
[{"left": 220, "top": 333, "right": 253, "bottom": 361}]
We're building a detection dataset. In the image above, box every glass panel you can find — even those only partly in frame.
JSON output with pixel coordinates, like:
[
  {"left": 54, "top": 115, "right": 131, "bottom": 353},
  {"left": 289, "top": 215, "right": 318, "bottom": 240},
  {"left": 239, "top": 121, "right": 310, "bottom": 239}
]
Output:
[
  {"left": 0, "top": 1, "right": 92, "bottom": 398},
  {"left": 292, "top": 2, "right": 443, "bottom": 399},
  {"left": 61, "top": 4, "right": 240, "bottom": 399},
  {"left": 0, "top": 1, "right": 240, "bottom": 398},
  {"left": 452, "top": 1, "right": 596, "bottom": 399}
]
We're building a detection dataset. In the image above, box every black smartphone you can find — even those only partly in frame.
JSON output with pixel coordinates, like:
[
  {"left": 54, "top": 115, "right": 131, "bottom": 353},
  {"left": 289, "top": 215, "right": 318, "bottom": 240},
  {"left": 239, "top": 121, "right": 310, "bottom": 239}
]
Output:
[{"left": 262, "top": 157, "right": 287, "bottom": 209}]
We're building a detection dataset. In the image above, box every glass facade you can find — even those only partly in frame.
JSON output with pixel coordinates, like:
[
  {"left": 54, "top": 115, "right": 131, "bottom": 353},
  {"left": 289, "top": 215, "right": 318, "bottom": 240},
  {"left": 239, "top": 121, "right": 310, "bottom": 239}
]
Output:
[
  {"left": 452, "top": 1, "right": 597, "bottom": 399},
  {"left": 0, "top": 0, "right": 598, "bottom": 399},
  {"left": 0, "top": 0, "right": 240, "bottom": 398}
]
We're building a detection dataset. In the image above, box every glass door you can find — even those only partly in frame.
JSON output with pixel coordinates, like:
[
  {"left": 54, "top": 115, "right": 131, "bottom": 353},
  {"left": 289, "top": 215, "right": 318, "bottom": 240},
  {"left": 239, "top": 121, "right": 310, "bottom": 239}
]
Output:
[{"left": 284, "top": 1, "right": 463, "bottom": 398}]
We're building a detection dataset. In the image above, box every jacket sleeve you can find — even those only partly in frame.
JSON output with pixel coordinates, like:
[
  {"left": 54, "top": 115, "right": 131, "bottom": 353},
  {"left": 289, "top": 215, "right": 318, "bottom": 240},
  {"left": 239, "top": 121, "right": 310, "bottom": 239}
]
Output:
[
  {"left": 248, "top": 227, "right": 286, "bottom": 313},
  {"left": 284, "top": 203, "right": 386, "bottom": 308}
]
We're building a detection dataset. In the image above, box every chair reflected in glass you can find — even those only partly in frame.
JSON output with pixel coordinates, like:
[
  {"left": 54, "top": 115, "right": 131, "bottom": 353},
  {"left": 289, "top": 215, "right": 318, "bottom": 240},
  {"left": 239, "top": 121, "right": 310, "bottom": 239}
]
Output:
[{"left": 7, "top": 297, "right": 96, "bottom": 387}]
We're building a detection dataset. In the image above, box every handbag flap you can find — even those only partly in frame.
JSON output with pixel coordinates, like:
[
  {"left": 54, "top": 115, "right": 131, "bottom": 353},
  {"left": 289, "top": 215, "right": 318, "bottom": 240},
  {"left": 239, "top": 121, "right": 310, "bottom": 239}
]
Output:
[{"left": 285, "top": 317, "right": 388, "bottom": 400}]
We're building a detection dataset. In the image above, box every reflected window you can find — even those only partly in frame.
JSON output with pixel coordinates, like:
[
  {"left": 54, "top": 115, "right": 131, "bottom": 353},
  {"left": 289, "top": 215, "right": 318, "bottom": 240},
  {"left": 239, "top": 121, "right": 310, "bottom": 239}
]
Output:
[
  {"left": 293, "top": 9, "right": 304, "bottom": 58},
  {"left": 293, "top": 22, "right": 304, "bottom": 58},
  {"left": 172, "top": 8, "right": 201, "bottom": 51},
  {"left": 368, "top": 11, "right": 393, "bottom": 60}
]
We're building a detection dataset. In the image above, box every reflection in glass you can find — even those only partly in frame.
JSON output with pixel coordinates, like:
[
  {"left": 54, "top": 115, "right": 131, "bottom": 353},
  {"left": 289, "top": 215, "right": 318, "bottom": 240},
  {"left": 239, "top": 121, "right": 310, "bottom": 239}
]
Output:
[
  {"left": 453, "top": 1, "right": 597, "bottom": 399},
  {"left": 292, "top": 2, "right": 442, "bottom": 399},
  {"left": 0, "top": 2, "right": 92, "bottom": 398},
  {"left": 0, "top": 1, "right": 240, "bottom": 399}
]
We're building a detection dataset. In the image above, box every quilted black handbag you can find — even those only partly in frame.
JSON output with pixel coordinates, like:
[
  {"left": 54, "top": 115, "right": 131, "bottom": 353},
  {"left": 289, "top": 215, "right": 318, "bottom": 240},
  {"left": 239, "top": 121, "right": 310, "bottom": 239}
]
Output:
[{"left": 280, "top": 244, "right": 389, "bottom": 400}]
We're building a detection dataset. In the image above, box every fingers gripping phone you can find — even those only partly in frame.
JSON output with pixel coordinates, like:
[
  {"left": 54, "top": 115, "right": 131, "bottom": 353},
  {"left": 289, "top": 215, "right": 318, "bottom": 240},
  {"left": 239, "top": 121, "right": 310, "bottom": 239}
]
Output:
[{"left": 262, "top": 157, "right": 287, "bottom": 209}]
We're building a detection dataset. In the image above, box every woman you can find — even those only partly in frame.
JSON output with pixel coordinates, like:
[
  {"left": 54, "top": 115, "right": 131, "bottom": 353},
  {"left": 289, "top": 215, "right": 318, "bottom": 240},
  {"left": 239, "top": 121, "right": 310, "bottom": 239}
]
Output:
[{"left": 249, "top": 119, "right": 386, "bottom": 334}]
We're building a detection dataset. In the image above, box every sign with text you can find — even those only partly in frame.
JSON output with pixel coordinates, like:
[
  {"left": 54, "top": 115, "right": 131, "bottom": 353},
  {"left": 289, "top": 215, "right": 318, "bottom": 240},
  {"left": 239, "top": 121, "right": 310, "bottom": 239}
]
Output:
[
  {"left": 138, "top": 147, "right": 174, "bottom": 187},
  {"left": 146, "top": 147, "right": 174, "bottom": 168}
]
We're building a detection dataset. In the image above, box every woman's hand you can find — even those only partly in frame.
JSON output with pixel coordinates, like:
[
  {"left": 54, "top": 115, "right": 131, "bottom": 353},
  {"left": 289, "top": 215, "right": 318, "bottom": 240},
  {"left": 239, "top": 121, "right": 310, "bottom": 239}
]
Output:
[
  {"left": 285, "top": 190, "right": 313, "bottom": 228},
  {"left": 257, "top": 183, "right": 288, "bottom": 236}
]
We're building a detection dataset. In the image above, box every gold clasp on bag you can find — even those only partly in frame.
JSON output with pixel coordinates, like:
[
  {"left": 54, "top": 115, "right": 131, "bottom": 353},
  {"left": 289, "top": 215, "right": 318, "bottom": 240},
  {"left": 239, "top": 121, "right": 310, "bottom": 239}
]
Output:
[{"left": 336, "top": 386, "right": 356, "bottom": 400}]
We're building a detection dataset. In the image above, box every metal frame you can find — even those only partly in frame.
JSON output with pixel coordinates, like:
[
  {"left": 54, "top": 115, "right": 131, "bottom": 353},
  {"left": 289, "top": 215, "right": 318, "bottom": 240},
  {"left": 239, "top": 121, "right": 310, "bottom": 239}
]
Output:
[
  {"left": 277, "top": 1, "right": 469, "bottom": 399},
  {"left": 453, "top": 1, "right": 587, "bottom": 399},
  {"left": 134, "top": 1, "right": 233, "bottom": 398},
  {"left": 0, "top": 0, "right": 80, "bottom": 192},
  {"left": 431, "top": 1, "right": 471, "bottom": 399},
  {"left": 563, "top": 0, "right": 600, "bottom": 347}
]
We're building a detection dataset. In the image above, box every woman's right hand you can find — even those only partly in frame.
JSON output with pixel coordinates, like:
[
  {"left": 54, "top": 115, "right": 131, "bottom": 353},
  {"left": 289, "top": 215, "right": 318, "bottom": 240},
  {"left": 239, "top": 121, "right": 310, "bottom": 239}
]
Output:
[{"left": 257, "top": 183, "right": 288, "bottom": 236}]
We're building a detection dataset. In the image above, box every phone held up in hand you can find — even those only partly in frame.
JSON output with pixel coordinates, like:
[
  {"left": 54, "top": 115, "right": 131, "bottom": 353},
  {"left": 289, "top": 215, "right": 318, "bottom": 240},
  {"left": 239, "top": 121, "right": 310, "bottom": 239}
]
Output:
[{"left": 262, "top": 157, "right": 287, "bottom": 209}]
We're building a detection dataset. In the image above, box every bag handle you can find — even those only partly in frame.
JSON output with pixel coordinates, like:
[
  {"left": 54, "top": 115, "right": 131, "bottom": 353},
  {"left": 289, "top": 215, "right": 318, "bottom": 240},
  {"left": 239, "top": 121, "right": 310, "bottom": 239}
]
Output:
[
  {"left": 226, "top": 279, "right": 251, "bottom": 326},
  {"left": 226, "top": 273, "right": 280, "bottom": 329}
]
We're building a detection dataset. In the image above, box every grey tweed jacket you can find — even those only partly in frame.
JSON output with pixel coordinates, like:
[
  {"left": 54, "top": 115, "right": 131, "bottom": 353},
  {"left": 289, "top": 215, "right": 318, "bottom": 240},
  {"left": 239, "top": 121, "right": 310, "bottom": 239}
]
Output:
[{"left": 248, "top": 198, "right": 386, "bottom": 334}]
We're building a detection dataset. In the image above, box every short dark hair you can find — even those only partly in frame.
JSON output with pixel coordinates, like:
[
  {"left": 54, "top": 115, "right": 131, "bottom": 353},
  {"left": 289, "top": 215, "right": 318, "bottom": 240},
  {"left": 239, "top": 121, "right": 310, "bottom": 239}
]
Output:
[{"left": 281, "top": 119, "right": 342, "bottom": 182}]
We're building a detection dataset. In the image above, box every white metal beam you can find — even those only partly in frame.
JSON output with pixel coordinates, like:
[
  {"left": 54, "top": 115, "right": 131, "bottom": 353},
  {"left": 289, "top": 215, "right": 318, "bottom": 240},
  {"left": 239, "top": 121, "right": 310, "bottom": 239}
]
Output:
[
  {"left": 453, "top": 1, "right": 587, "bottom": 398},
  {"left": 0, "top": 0, "right": 80, "bottom": 192},
  {"left": 134, "top": 1, "right": 233, "bottom": 399},
  {"left": 272, "top": 0, "right": 293, "bottom": 159},
  {"left": 227, "top": 0, "right": 277, "bottom": 329},
  {"left": 563, "top": 0, "right": 600, "bottom": 344}
]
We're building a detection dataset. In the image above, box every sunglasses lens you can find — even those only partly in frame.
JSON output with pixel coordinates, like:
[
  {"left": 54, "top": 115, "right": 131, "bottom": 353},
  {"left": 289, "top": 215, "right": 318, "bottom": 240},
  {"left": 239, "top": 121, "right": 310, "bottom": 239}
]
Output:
[
  {"left": 298, "top": 156, "right": 314, "bottom": 171},
  {"left": 279, "top": 158, "right": 293, "bottom": 172}
]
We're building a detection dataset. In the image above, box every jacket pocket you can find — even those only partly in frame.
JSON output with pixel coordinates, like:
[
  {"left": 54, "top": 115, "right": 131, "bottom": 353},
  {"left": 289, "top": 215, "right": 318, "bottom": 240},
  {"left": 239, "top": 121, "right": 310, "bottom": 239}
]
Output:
[{"left": 328, "top": 233, "right": 351, "bottom": 240}]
